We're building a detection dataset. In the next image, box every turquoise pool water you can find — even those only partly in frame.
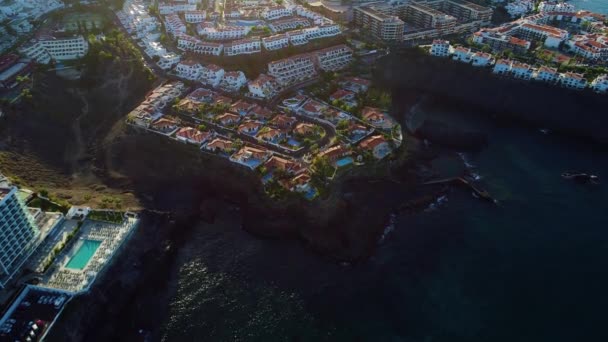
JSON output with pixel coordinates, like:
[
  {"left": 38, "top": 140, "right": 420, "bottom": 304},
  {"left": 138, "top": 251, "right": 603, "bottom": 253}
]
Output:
[
  {"left": 335, "top": 157, "right": 354, "bottom": 167},
  {"left": 65, "top": 240, "right": 102, "bottom": 270}
]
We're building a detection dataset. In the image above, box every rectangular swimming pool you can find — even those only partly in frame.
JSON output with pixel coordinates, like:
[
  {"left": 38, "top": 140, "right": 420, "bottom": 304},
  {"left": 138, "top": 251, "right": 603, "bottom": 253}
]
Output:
[
  {"left": 335, "top": 157, "right": 354, "bottom": 168},
  {"left": 65, "top": 240, "right": 102, "bottom": 270}
]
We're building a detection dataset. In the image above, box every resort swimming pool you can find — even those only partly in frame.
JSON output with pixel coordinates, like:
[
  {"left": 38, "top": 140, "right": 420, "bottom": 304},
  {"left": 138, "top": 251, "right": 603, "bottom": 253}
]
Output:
[
  {"left": 335, "top": 157, "right": 354, "bottom": 168},
  {"left": 65, "top": 240, "right": 102, "bottom": 270}
]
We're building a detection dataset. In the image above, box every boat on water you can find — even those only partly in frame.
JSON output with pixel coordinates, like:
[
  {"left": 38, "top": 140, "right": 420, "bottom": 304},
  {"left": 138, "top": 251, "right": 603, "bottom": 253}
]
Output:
[
  {"left": 562, "top": 172, "right": 600, "bottom": 184},
  {"left": 540, "top": 128, "right": 550, "bottom": 135}
]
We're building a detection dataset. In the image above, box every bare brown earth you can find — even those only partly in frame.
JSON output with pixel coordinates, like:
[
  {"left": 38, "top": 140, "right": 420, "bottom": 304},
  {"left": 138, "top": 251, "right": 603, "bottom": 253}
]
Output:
[{"left": 0, "top": 56, "right": 155, "bottom": 209}]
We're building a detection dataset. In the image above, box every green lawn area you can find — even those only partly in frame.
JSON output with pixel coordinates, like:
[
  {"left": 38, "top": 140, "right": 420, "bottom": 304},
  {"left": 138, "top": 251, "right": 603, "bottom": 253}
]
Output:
[
  {"left": 27, "top": 197, "right": 69, "bottom": 214},
  {"left": 88, "top": 210, "right": 125, "bottom": 224}
]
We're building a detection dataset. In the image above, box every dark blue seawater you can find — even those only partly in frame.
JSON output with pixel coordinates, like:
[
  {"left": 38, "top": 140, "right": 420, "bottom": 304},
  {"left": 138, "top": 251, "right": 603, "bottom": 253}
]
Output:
[
  {"left": 569, "top": 0, "right": 608, "bottom": 14},
  {"left": 162, "top": 109, "right": 608, "bottom": 341}
]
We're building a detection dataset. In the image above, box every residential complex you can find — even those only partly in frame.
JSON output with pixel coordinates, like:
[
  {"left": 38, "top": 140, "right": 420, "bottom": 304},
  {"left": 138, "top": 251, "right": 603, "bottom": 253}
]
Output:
[
  {"left": 354, "top": 0, "right": 493, "bottom": 42},
  {"left": 430, "top": 39, "right": 608, "bottom": 93},
  {"left": 353, "top": 5, "right": 405, "bottom": 42},
  {"left": 268, "top": 53, "right": 317, "bottom": 86},
  {"left": 224, "top": 38, "right": 261, "bottom": 56}
]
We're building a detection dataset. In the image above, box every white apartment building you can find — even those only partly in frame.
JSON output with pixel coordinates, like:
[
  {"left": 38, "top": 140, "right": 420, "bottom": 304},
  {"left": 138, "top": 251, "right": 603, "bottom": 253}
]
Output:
[
  {"left": 269, "top": 17, "right": 311, "bottom": 32},
  {"left": 538, "top": 1, "right": 575, "bottom": 13},
  {"left": 568, "top": 36, "right": 608, "bottom": 61},
  {"left": 159, "top": 1, "right": 196, "bottom": 15},
  {"left": 268, "top": 53, "right": 317, "bottom": 86},
  {"left": 164, "top": 14, "right": 187, "bottom": 35},
  {"left": 144, "top": 40, "right": 168, "bottom": 57},
  {"left": 19, "top": 34, "right": 88, "bottom": 64},
  {"left": 510, "top": 61, "right": 533, "bottom": 80},
  {"left": 176, "top": 34, "right": 223, "bottom": 55},
  {"left": 430, "top": 40, "right": 450, "bottom": 57},
  {"left": 0, "top": 187, "right": 40, "bottom": 289},
  {"left": 262, "top": 34, "right": 289, "bottom": 50},
  {"left": 198, "top": 25, "right": 250, "bottom": 40},
  {"left": 287, "top": 29, "right": 308, "bottom": 46},
  {"left": 315, "top": 44, "right": 353, "bottom": 72},
  {"left": 559, "top": 72, "right": 587, "bottom": 90},
  {"left": 261, "top": 6, "right": 293, "bottom": 20},
  {"left": 221, "top": 70, "right": 247, "bottom": 90},
  {"left": 248, "top": 73, "right": 277, "bottom": 98},
  {"left": 591, "top": 74, "right": 608, "bottom": 93},
  {"left": 224, "top": 38, "right": 261, "bottom": 56},
  {"left": 175, "top": 59, "right": 204, "bottom": 80},
  {"left": 452, "top": 46, "right": 472, "bottom": 63},
  {"left": 302, "top": 24, "right": 341, "bottom": 41},
  {"left": 185, "top": 10, "right": 206, "bottom": 23},
  {"left": 294, "top": 5, "right": 324, "bottom": 24},
  {"left": 505, "top": 0, "right": 534, "bottom": 18},
  {"left": 534, "top": 66, "right": 558, "bottom": 83},
  {"left": 157, "top": 52, "right": 181, "bottom": 70},
  {"left": 493, "top": 59, "right": 512, "bottom": 75},
  {"left": 225, "top": 9, "right": 242, "bottom": 18},
  {"left": 471, "top": 52, "right": 493, "bottom": 66},
  {"left": 317, "top": 24, "right": 341, "bottom": 37},
  {"left": 202, "top": 64, "right": 225, "bottom": 87}
]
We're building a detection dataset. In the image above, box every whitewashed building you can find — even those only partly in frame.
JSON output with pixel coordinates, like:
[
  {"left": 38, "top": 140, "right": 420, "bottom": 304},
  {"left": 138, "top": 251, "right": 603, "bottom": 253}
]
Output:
[
  {"left": 430, "top": 39, "right": 450, "bottom": 57},
  {"left": 538, "top": 1, "right": 575, "bottom": 13},
  {"left": 175, "top": 59, "right": 204, "bottom": 80},
  {"left": 510, "top": 61, "right": 533, "bottom": 80},
  {"left": 198, "top": 25, "right": 250, "bottom": 40},
  {"left": 269, "top": 17, "right": 310, "bottom": 32},
  {"left": 591, "top": 74, "right": 608, "bottom": 93},
  {"left": 262, "top": 34, "right": 289, "bottom": 50},
  {"left": 159, "top": 2, "right": 196, "bottom": 14},
  {"left": 19, "top": 34, "right": 88, "bottom": 64},
  {"left": 164, "top": 14, "right": 187, "bottom": 36},
  {"left": 268, "top": 54, "right": 317, "bottom": 86},
  {"left": 261, "top": 6, "right": 293, "bottom": 20},
  {"left": 287, "top": 29, "right": 308, "bottom": 45},
  {"left": 315, "top": 44, "right": 353, "bottom": 72},
  {"left": 224, "top": 38, "right": 261, "bottom": 56},
  {"left": 534, "top": 66, "right": 558, "bottom": 83},
  {"left": 452, "top": 46, "right": 472, "bottom": 63},
  {"left": 202, "top": 64, "right": 225, "bottom": 87},
  {"left": 221, "top": 71, "right": 247, "bottom": 91},
  {"left": 493, "top": 59, "right": 512, "bottom": 75},
  {"left": 559, "top": 72, "right": 587, "bottom": 90},
  {"left": 248, "top": 74, "right": 277, "bottom": 98},
  {"left": 471, "top": 52, "right": 493, "bottom": 67},
  {"left": 185, "top": 10, "right": 206, "bottom": 23}
]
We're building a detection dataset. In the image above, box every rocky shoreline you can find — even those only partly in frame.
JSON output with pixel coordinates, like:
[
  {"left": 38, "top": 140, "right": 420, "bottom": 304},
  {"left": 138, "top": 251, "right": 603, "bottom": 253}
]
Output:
[{"left": 42, "top": 123, "right": 451, "bottom": 340}]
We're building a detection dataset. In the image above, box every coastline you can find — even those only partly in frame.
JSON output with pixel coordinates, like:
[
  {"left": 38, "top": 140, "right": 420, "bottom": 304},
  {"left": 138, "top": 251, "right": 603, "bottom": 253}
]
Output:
[{"left": 377, "top": 49, "right": 608, "bottom": 146}]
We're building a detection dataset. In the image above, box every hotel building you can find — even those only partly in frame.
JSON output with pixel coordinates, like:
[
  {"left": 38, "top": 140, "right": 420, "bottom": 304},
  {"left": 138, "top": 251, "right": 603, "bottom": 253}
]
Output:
[
  {"left": 19, "top": 34, "right": 88, "bottom": 64},
  {"left": 353, "top": 5, "right": 405, "bottom": 42},
  {"left": 0, "top": 187, "right": 39, "bottom": 289}
]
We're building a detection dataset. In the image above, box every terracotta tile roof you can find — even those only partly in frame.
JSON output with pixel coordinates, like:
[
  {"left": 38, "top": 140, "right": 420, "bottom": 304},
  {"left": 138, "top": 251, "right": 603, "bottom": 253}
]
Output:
[
  {"left": 359, "top": 135, "right": 387, "bottom": 150},
  {"left": 176, "top": 127, "right": 211, "bottom": 142}
]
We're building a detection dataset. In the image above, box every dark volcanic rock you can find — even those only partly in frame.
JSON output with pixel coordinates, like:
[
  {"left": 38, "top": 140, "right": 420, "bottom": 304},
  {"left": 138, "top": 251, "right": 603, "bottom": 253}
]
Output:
[
  {"left": 414, "top": 119, "right": 488, "bottom": 150},
  {"left": 377, "top": 48, "right": 608, "bottom": 145}
]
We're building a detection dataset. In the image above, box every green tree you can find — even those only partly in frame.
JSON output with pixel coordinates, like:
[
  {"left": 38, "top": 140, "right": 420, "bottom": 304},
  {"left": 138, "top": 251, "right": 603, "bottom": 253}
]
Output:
[{"left": 312, "top": 156, "right": 333, "bottom": 180}]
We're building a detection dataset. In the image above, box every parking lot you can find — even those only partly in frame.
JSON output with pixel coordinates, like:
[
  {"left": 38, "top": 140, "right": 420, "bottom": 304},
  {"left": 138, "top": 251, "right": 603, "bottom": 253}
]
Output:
[{"left": 0, "top": 287, "right": 71, "bottom": 342}]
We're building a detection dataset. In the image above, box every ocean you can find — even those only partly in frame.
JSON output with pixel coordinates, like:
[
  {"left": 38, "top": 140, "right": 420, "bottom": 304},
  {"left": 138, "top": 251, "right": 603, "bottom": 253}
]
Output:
[
  {"left": 160, "top": 106, "right": 608, "bottom": 341},
  {"left": 569, "top": 0, "right": 608, "bottom": 14}
]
